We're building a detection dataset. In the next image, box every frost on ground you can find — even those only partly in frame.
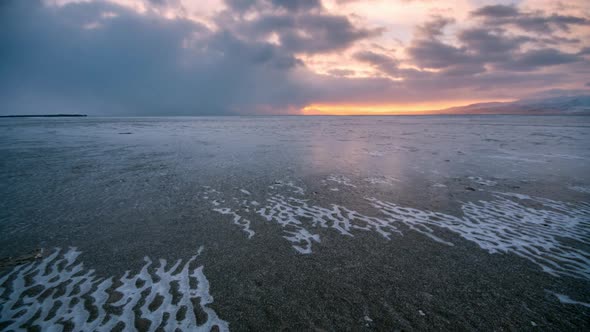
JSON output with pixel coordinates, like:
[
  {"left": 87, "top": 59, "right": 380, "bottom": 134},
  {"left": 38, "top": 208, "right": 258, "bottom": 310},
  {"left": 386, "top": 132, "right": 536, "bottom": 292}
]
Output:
[
  {"left": 326, "top": 175, "right": 357, "bottom": 187},
  {"left": 202, "top": 187, "right": 255, "bottom": 238},
  {"left": 269, "top": 180, "right": 305, "bottom": 195},
  {"left": 364, "top": 176, "right": 401, "bottom": 186},
  {"left": 0, "top": 248, "right": 228, "bottom": 332},
  {"left": 257, "top": 195, "right": 402, "bottom": 254},
  {"left": 370, "top": 193, "right": 590, "bottom": 280},
  {"left": 468, "top": 176, "right": 497, "bottom": 186},
  {"left": 570, "top": 186, "right": 590, "bottom": 194},
  {"left": 547, "top": 291, "right": 590, "bottom": 308},
  {"left": 201, "top": 179, "right": 590, "bottom": 281}
]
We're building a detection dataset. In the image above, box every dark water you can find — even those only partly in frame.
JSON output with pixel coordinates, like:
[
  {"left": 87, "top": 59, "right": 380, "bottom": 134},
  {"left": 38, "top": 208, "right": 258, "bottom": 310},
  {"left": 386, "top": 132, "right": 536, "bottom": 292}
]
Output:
[{"left": 1, "top": 116, "right": 589, "bottom": 330}]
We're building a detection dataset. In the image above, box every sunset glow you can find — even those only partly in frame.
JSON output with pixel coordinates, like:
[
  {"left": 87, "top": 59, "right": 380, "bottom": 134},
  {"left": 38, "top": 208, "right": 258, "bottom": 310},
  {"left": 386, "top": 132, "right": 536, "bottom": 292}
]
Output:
[{"left": 301, "top": 100, "right": 516, "bottom": 115}]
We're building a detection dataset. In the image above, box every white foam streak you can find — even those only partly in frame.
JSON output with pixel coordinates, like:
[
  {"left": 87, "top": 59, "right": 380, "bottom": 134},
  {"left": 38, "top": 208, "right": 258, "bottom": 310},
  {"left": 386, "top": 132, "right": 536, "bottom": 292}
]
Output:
[
  {"left": 213, "top": 207, "right": 255, "bottom": 238},
  {"left": 570, "top": 185, "right": 590, "bottom": 194},
  {"left": 201, "top": 184, "right": 590, "bottom": 280},
  {"left": 326, "top": 175, "right": 357, "bottom": 187},
  {"left": 0, "top": 248, "right": 228, "bottom": 331},
  {"left": 370, "top": 194, "right": 590, "bottom": 280},
  {"left": 256, "top": 195, "right": 401, "bottom": 254},
  {"left": 547, "top": 291, "right": 590, "bottom": 308},
  {"left": 269, "top": 180, "right": 305, "bottom": 195},
  {"left": 364, "top": 176, "right": 401, "bottom": 186}
]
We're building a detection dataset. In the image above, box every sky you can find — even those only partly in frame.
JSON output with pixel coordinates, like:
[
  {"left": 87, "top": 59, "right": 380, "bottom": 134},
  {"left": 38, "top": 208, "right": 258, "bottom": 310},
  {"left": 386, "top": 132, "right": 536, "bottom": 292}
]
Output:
[{"left": 1, "top": 0, "right": 589, "bottom": 115}]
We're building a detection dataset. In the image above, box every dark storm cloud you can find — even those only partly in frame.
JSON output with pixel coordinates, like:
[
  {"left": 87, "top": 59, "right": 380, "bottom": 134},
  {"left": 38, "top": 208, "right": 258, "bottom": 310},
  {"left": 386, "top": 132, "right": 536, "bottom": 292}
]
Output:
[
  {"left": 271, "top": 0, "right": 322, "bottom": 12},
  {"left": 471, "top": 4, "right": 519, "bottom": 18},
  {"left": 353, "top": 51, "right": 398, "bottom": 76},
  {"left": 225, "top": 0, "right": 321, "bottom": 13},
  {"left": 0, "top": 0, "right": 311, "bottom": 115},
  {"left": 407, "top": 39, "right": 470, "bottom": 69},
  {"left": 228, "top": 11, "right": 383, "bottom": 54},
  {"left": 458, "top": 28, "right": 529, "bottom": 56},
  {"left": 415, "top": 16, "right": 454, "bottom": 38},
  {"left": 472, "top": 4, "right": 590, "bottom": 33},
  {"left": 278, "top": 14, "right": 381, "bottom": 53},
  {"left": 404, "top": 14, "right": 585, "bottom": 74},
  {"left": 500, "top": 48, "right": 581, "bottom": 71}
]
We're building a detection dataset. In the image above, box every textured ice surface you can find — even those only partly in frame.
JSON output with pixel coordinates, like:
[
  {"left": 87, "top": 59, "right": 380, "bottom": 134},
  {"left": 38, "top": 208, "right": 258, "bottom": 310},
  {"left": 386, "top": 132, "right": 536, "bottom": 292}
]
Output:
[
  {"left": 364, "top": 176, "right": 401, "bottom": 186},
  {"left": 570, "top": 186, "right": 590, "bottom": 194},
  {"left": 326, "top": 175, "right": 357, "bottom": 187},
  {"left": 212, "top": 207, "right": 255, "bottom": 238},
  {"left": 257, "top": 194, "right": 401, "bottom": 254},
  {"left": 547, "top": 291, "right": 590, "bottom": 308},
  {"left": 0, "top": 248, "right": 228, "bottom": 331},
  {"left": 269, "top": 180, "right": 305, "bottom": 195},
  {"left": 370, "top": 193, "right": 590, "bottom": 280},
  {"left": 202, "top": 178, "right": 590, "bottom": 280},
  {"left": 203, "top": 187, "right": 255, "bottom": 238},
  {"left": 1, "top": 116, "right": 589, "bottom": 328},
  {"left": 468, "top": 176, "right": 497, "bottom": 186}
]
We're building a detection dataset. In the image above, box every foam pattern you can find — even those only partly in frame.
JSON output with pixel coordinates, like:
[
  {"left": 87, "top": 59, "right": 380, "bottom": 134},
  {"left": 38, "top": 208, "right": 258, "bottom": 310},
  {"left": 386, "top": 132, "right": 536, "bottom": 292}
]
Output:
[
  {"left": 257, "top": 195, "right": 401, "bottom": 253},
  {"left": 364, "top": 176, "right": 401, "bottom": 186},
  {"left": 369, "top": 193, "right": 590, "bottom": 279},
  {"left": 202, "top": 187, "right": 255, "bottom": 238},
  {"left": 325, "top": 175, "right": 357, "bottom": 187},
  {"left": 570, "top": 185, "right": 590, "bottom": 194},
  {"left": 268, "top": 180, "right": 305, "bottom": 195},
  {"left": 0, "top": 248, "right": 228, "bottom": 331},
  {"left": 468, "top": 176, "right": 497, "bottom": 186},
  {"left": 202, "top": 177, "right": 590, "bottom": 280}
]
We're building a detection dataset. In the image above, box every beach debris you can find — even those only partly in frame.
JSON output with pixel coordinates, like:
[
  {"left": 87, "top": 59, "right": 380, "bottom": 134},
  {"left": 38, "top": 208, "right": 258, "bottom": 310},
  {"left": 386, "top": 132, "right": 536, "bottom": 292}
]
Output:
[{"left": 0, "top": 248, "right": 44, "bottom": 269}]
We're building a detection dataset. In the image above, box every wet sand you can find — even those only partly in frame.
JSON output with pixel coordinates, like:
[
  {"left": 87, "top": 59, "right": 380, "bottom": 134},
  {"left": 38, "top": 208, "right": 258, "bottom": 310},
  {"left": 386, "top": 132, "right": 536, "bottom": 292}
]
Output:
[{"left": 1, "top": 116, "right": 589, "bottom": 330}]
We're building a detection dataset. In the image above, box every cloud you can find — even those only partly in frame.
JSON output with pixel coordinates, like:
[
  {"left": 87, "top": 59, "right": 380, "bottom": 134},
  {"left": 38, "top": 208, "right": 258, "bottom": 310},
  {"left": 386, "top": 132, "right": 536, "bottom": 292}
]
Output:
[
  {"left": 0, "top": 0, "right": 309, "bottom": 115},
  {"left": 471, "top": 5, "right": 519, "bottom": 18},
  {"left": 270, "top": 0, "right": 321, "bottom": 12},
  {"left": 500, "top": 48, "right": 581, "bottom": 71},
  {"left": 227, "top": 11, "right": 383, "bottom": 54},
  {"left": 278, "top": 14, "right": 382, "bottom": 53},
  {"left": 326, "top": 68, "right": 356, "bottom": 77},
  {"left": 224, "top": 0, "right": 322, "bottom": 13},
  {"left": 0, "top": 0, "right": 588, "bottom": 115},
  {"left": 472, "top": 4, "right": 590, "bottom": 33},
  {"left": 415, "top": 15, "right": 454, "bottom": 39},
  {"left": 353, "top": 50, "right": 398, "bottom": 76},
  {"left": 407, "top": 39, "right": 469, "bottom": 69},
  {"left": 458, "top": 28, "right": 529, "bottom": 56}
]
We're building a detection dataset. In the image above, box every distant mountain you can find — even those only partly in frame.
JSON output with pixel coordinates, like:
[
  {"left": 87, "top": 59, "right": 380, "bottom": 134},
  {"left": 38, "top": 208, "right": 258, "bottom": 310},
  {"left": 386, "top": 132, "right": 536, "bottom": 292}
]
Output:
[{"left": 437, "top": 95, "right": 590, "bottom": 115}]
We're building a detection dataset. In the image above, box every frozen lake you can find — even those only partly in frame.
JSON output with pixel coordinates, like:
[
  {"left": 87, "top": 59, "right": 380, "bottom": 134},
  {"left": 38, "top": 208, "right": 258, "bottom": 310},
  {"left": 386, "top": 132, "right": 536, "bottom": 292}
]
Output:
[{"left": 1, "top": 116, "right": 589, "bottom": 330}]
